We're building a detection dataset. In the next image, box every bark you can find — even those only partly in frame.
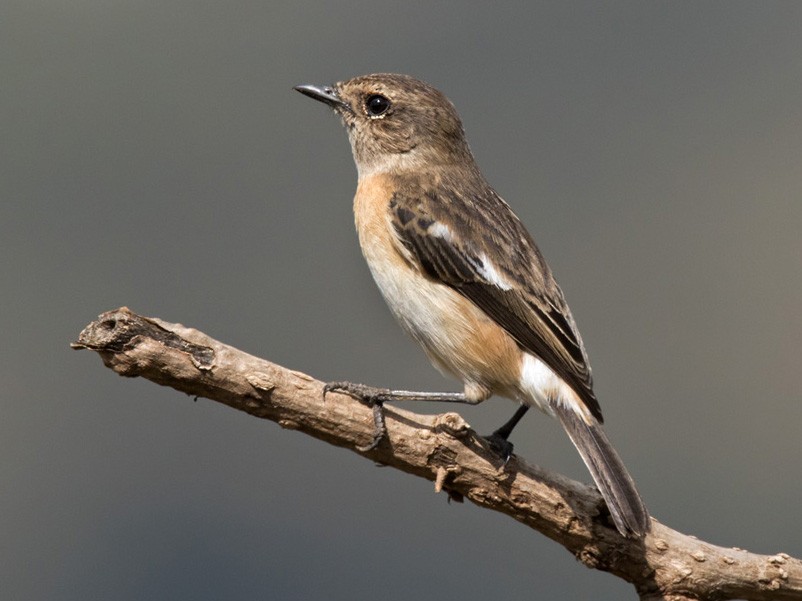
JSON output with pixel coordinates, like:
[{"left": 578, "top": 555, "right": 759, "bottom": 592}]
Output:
[{"left": 73, "top": 308, "right": 802, "bottom": 601}]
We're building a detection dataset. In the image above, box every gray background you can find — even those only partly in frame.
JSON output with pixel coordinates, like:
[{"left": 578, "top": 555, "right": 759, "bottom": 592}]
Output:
[{"left": 3, "top": 2, "right": 801, "bottom": 599}]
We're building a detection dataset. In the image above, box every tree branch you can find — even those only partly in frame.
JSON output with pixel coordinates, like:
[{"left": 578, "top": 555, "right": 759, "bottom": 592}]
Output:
[{"left": 73, "top": 308, "right": 801, "bottom": 601}]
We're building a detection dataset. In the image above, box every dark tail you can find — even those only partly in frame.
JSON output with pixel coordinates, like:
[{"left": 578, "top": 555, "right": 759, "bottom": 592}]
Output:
[{"left": 553, "top": 404, "right": 649, "bottom": 537}]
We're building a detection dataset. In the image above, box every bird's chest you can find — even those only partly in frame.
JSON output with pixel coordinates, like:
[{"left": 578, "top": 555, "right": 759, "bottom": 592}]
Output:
[
  {"left": 351, "top": 176, "right": 520, "bottom": 389},
  {"left": 353, "top": 177, "right": 454, "bottom": 340}
]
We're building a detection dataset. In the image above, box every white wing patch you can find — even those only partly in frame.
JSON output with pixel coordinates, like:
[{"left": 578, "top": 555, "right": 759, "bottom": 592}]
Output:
[
  {"left": 476, "top": 253, "right": 513, "bottom": 290},
  {"left": 429, "top": 221, "right": 453, "bottom": 241},
  {"left": 427, "top": 222, "right": 512, "bottom": 291}
]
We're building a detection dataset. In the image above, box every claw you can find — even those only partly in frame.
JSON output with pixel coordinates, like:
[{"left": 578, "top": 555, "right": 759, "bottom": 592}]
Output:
[
  {"left": 355, "top": 401, "right": 387, "bottom": 452},
  {"left": 484, "top": 432, "right": 515, "bottom": 466},
  {"left": 323, "top": 381, "right": 389, "bottom": 451}
]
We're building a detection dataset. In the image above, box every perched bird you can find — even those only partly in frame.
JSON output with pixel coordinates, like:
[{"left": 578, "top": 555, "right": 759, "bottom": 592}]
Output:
[{"left": 295, "top": 73, "right": 649, "bottom": 537}]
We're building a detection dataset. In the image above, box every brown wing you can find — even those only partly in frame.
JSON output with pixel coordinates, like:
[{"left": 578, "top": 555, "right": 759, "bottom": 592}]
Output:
[{"left": 389, "top": 174, "right": 602, "bottom": 422}]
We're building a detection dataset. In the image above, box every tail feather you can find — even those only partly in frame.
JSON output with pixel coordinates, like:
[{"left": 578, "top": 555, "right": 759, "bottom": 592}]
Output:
[{"left": 553, "top": 404, "right": 649, "bottom": 537}]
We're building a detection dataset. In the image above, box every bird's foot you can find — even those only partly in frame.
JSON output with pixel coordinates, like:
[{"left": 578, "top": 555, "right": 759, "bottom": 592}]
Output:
[
  {"left": 323, "top": 381, "right": 389, "bottom": 452},
  {"left": 482, "top": 404, "right": 528, "bottom": 466},
  {"left": 483, "top": 430, "right": 515, "bottom": 466}
]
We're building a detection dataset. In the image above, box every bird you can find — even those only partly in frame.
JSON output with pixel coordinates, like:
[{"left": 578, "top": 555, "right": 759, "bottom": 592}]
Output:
[{"left": 294, "top": 73, "right": 649, "bottom": 537}]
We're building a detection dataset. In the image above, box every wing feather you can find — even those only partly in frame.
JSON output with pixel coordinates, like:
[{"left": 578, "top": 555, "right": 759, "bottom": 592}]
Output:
[{"left": 389, "top": 175, "right": 603, "bottom": 421}]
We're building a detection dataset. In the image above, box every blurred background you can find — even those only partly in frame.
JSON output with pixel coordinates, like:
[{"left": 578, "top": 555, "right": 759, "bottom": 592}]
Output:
[{"left": 3, "top": 2, "right": 801, "bottom": 599}]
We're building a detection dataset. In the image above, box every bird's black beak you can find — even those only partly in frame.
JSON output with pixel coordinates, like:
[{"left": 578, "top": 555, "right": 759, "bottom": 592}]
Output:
[{"left": 294, "top": 84, "right": 350, "bottom": 111}]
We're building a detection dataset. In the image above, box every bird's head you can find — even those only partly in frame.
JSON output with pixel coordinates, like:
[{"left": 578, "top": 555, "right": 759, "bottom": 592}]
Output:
[{"left": 295, "top": 73, "right": 473, "bottom": 177}]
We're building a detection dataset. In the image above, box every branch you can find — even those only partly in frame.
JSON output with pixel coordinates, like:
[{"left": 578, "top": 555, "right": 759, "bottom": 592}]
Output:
[{"left": 73, "top": 308, "right": 801, "bottom": 601}]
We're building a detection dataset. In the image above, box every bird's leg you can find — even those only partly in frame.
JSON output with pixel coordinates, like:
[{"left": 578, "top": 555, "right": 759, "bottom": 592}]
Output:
[
  {"left": 324, "top": 382, "right": 473, "bottom": 404},
  {"left": 484, "top": 404, "right": 530, "bottom": 462},
  {"left": 323, "top": 381, "right": 478, "bottom": 451}
]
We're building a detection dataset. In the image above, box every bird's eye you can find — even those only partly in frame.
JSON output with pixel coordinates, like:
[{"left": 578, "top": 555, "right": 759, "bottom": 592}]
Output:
[{"left": 365, "top": 94, "right": 390, "bottom": 117}]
